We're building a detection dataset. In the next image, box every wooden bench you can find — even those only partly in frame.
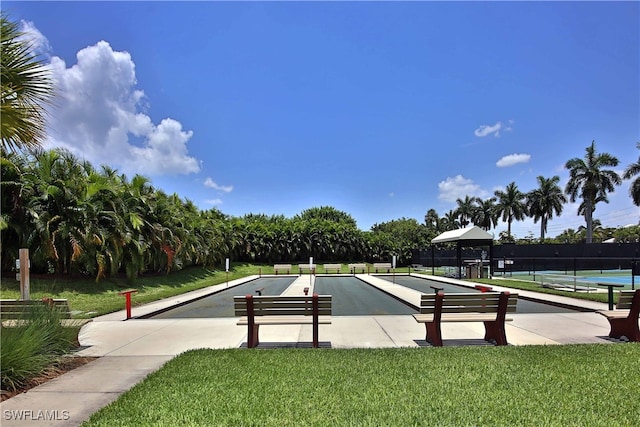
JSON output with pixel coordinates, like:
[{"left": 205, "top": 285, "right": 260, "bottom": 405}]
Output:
[
  {"left": 348, "top": 263, "right": 367, "bottom": 274},
  {"left": 273, "top": 264, "right": 292, "bottom": 275},
  {"left": 234, "top": 294, "right": 332, "bottom": 348},
  {"left": 373, "top": 262, "right": 392, "bottom": 273},
  {"left": 323, "top": 264, "right": 342, "bottom": 274},
  {"left": 413, "top": 291, "right": 518, "bottom": 346},
  {"left": 0, "top": 298, "right": 89, "bottom": 327},
  {"left": 298, "top": 264, "right": 316, "bottom": 274},
  {"left": 596, "top": 289, "right": 640, "bottom": 342}
]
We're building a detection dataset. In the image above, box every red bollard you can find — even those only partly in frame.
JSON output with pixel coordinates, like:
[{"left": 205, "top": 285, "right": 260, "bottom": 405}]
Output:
[{"left": 118, "top": 289, "right": 138, "bottom": 320}]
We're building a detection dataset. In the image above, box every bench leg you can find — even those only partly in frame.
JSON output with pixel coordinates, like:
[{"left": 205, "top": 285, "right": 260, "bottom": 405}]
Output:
[
  {"left": 425, "top": 322, "right": 443, "bottom": 347},
  {"left": 608, "top": 318, "right": 640, "bottom": 342},
  {"left": 483, "top": 320, "right": 508, "bottom": 345},
  {"left": 247, "top": 324, "right": 260, "bottom": 348},
  {"left": 313, "top": 322, "right": 319, "bottom": 348}
]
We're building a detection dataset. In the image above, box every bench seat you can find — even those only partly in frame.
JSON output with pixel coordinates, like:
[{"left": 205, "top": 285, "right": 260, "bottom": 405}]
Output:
[
  {"left": 237, "top": 315, "right": 332, "bottom": 326},
  {"left": 323, "top": 264, "right": 341, "bottom": 274},
  {"left": 273, "top": 264, "right": 292, "bottom": 274},
  {"left": 413, "top": 313, "right": 514, "bottom": 323},
  {"left": 373, "top": 263, "right": 392, "bottom": 273},
  {"left": 0, "top": 298, "right": 90, "bottom": 328},
  {"left": 596, "top": 289, "right": 639, "bottom": 342},
  {"left": 348, "top": 263, "right": 367, "bottom": 274},
  {"left": 234, "top": 294, "right": 332, "bottom": 348},
  {"left": 298, "top": 264, "right": 316, "bottom": 274},
  {"left": 413, "top": 291, "right": 518, "bottom": 346}
]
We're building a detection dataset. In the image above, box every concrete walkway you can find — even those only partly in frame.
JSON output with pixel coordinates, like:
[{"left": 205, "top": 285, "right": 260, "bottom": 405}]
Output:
[{"left": 0, "top": 274, "right": 624, "bottom": 427}]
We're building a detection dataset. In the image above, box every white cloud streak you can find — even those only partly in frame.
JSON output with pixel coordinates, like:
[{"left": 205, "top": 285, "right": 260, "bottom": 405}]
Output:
[
  {"left": 204, "top": 178, "right": 233, "bottom": 193},
  {"left": 474, "top": 122, "right": 502, "bottom": 137},
  {"left": 45, "top": 39, "right": 200, "bottom": 176},
  {"left": 496, "top": 153, "right": 531, "bottom": 167},
  {"left": 474, "top": 120, "right": 515, "bottom": 138}
]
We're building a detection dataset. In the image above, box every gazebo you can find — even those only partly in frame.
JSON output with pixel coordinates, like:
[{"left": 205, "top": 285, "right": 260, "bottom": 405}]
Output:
[{"left": 431, "top": 226, "right": 494, "bottom": 278}]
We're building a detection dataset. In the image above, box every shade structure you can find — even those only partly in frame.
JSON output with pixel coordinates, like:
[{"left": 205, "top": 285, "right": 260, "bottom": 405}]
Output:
[
  {"left": 431, "top": 226, "right": 494, "bottom": 244},
  {"left": 431, "top": 226, "right": 494, "bottom": 278}
]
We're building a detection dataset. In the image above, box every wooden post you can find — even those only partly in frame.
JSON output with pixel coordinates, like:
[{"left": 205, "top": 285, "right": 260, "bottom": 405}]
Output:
[
  {"left": 312, "top": 294, "right": 319, "bottom": 348},
  {"left": 19, "top": 248, "right": 30, "bottom": 300}
]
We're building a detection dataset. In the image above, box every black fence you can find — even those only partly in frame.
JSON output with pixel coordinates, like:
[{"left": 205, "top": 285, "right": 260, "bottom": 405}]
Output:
[{"left": 412, "top": 242, "right": 640, "bottom": 274}]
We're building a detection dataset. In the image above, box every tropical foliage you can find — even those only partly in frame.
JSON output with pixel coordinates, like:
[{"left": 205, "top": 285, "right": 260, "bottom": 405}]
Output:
[
  {"left": 1, "top": 148, "right": 429, "bottom": 281},
  {"left": 565, "top": 141, "right": 621, "bottom": 243},
  {"left": 494, "top": 182, "right": 528, "bottom": 239},
  {"left": 526, "top": 175, "right": 566, "bottom": 240},
  {"left": 1, "top": 13, "right": 54, "bottom": 152},
  {"left": 623, "top": 142, "right": 640, "bottom": 206}
]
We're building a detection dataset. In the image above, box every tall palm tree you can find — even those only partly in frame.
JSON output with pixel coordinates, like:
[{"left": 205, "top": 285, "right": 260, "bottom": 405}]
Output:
[
  {"left": 455, "top": 195, "right": 478, "bottom": 228},
  {"left": 472, "top": 197, "right": 497, "bottom": 231},
  {"left": 565, "top": 141, "right": 621, "bottom": 243},
  {"left": 527, "top": 175, "right": 567, "bottom": 241},
  {"left": 442, "top": 210, "right": 460, "bottom": 231},
  {"left": 494, "top": 182, "right": 527, "bottom": 239},
  {"left": 623, "top": 142, "right": 640, "bottom": 207},
  {"left": 424, "top": 208, "right": 440, "bottom": 232},
  {"left": 1, "top": 13, "right": 54, "bottom": 152}
]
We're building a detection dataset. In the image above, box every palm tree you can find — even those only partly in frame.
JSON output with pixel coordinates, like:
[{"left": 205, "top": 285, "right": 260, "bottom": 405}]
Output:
[
  {"left": 527, "top": 175, "right": 567, "bottom": 241},
  {"left": 623, "top": 142, "right": 640, "bottom": 207},
  {"left": 1, "top": 13, "right": 54, "bottom": 152},
  {"left": 472, "top": 197, "right": 497, "bottom": 231},
  {"left": 455, "top": 195, "right": 478, "bottom": 228},
  {"left": 565, "top": 141, "right": 621, "bottom": 243},
  {"left": 494, "top": 182, "right": 527, "bottom": 239},
  {"left": 442, "top": 210, "right": 460, "bottom": 231},
  {"left": 424, "top": 208, "right": 440, "bottom": 232}
]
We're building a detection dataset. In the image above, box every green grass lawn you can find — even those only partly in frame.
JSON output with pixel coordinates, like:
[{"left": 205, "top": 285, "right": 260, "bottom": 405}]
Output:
[{"left": 83, "top": 344, "right": 640, "bottom": 427}]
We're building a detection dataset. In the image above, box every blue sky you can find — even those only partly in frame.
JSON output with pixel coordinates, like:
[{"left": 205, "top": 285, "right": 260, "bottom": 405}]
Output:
[{"left": 6, "top": 1, "right": 639, "bottom": 237}]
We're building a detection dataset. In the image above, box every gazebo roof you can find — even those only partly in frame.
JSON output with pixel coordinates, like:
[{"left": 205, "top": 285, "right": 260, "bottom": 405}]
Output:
[{"left": 431, "top": 226, "right": 494, "bottom": 244}]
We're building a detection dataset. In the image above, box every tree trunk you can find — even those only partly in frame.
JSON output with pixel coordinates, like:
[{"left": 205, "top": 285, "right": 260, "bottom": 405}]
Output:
[{"left": 585, "top": 199, "right": 594, "bottom": 244}]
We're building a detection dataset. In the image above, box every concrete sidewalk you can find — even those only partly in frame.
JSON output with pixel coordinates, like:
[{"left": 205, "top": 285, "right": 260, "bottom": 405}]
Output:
[{"left": 0, "top": 274, "right": 623, "bottom": 427}]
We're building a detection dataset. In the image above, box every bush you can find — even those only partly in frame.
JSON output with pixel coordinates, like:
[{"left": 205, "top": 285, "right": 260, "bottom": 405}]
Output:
[{"left": 1, "top": 304, "right": 79, "bottom": 392}]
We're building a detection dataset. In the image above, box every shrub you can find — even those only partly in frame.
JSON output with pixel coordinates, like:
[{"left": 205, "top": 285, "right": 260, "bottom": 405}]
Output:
[{"left": 1, "top": 304, "right": 79, "bottom": 392}]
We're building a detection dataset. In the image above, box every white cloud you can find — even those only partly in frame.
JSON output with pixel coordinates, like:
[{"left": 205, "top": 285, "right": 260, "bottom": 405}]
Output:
[
  {"left": 474, "top": 122, "right": 502, "bottom": 137},
  {"left": 438, "top": 175, "right": 488, "bottom": 203},
  {"left": 204, "top": 178, "right": 233, "bottom": 193},
  {"left": 19, "top": 20, "right": 52, "bottom": 58},
  {"left": 474, "top": 120, "right": 515, "bottom": 137},
  {"left": 205, "top": 199, "right": 223, "bottom": 206},
  {"left": 46, "top": 40, "right": 200, "bottom": 176},
  {"left": 496, "top": 153, "right": 531, "bottom": 167}
]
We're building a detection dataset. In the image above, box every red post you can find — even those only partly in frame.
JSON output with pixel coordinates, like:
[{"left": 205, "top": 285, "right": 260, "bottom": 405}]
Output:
[{"left": 118, "top": 289, "right": 138, "bottom": 320}]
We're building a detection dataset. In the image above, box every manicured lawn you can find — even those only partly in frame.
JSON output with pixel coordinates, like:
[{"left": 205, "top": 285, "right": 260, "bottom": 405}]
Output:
[{"left": 83, "top": 344, "right": 640, "bottom": 426}]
